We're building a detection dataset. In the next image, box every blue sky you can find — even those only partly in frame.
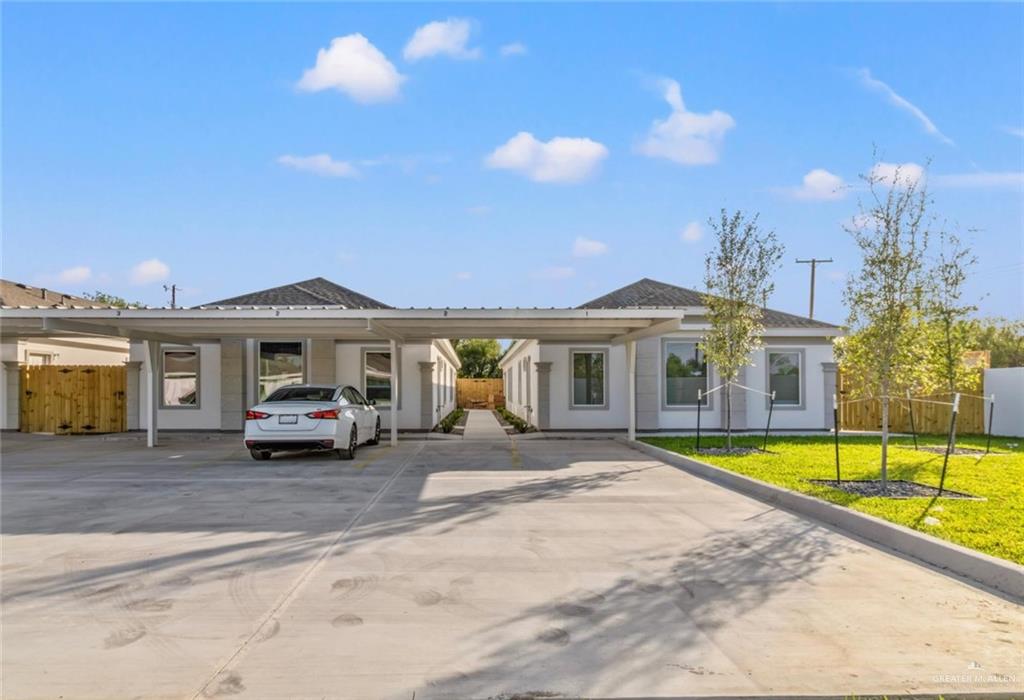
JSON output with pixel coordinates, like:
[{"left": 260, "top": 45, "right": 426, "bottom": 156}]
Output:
[{"left": 4, "top": 3, "right": 1022, "bottom": 323}]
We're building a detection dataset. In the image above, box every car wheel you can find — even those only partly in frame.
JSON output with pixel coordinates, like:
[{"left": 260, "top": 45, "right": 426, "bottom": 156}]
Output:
[
  {"left": 336, "top": 426, "right": 357, "bottom": 460},
  {"left": 250, "top": 448, "right": 271, "bottom": 461},
  {"left": 367, "top": 418, "right": 381, "bottom": 445}
]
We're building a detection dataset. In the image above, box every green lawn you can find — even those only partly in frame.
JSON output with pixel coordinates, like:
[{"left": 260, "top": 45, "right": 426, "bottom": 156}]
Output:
[{"left": 641, "top": 433, "right": 1024, "bottom": 565}]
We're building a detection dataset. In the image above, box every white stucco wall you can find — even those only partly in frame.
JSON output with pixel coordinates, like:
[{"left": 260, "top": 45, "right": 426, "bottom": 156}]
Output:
[
  {"left": 984, "top": 367, "right": 1024, "bottom": 437},
  {"left": 336, "top": 341, "right": 426, "bottom": 431},
  {"left": 540, "top": 342, "right": 628, "bottom": 430},
  {"left": 429, "top": 343, "right": 458, "bottom": 426},
  {"left": 19, "top": 337, "right": 128, "bottom": 365},
  {"left": 1, "top": 341, "right": 18, "bottom": 429},
  {"left": 502, "top": 339, "right": 540, "bottom": 425},
  {"left": 135, "top": 342, "right": 222, "bottom": 430}
]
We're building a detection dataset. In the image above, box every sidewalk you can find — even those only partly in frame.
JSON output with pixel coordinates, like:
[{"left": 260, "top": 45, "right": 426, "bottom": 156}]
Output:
[{"left": 461, "top": 409, "right": 509, "bottom": 441}]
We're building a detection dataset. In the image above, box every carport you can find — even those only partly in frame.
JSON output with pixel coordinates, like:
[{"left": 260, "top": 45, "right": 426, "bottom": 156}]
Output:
[{"left": 0, "top": 306, "right": 687, "bottom": 446}]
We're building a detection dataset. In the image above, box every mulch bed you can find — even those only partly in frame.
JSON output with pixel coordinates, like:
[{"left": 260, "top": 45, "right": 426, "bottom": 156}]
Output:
[
  {"left": 695, "top": 447, "right": 762, "bottom": 456},
  {"left": 906, "top": 445, "right": 1005, "bottom": 457},
  {"left": 809, "top": 479, "right": 980, "bottom": 499}
]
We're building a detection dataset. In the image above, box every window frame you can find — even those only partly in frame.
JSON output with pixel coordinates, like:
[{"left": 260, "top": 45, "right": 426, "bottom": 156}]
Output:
[
  {"left": 765, "top": 348, "right": 805, "bottom": 409},
  {"left": 661, "top": 338, "right": 713, "bottom": 411},
  {"left": 256, "top": 340, "right": 306, "bottom": 403},
  {"left": 160, "top": 345, "right": 200, "bottom": 410},
  {"left": 568, "top": 347, "right": 609, "bottom": 410},
  {"left": 361, "top": 347, "right": 394, "bottom": 408}
]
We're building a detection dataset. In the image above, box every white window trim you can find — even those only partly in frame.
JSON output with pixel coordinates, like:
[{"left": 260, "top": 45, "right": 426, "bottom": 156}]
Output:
[
  {"left": 661, "top": 338, "right": 713, "bottom": 411},
  {"left": 765, "top": 347, "right": 805, "bottom": 410},
  {"left": 568, "top": 347, "right": 609, "bottom": 410},
  {"left": 256, "top": 339, "right": 307, "bottom": 402},
  {"left": 160, "top": 345, "right": 200, "bottom": 410}
]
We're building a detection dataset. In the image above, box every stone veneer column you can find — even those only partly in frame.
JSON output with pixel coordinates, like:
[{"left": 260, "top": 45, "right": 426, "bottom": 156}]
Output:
[
  {"left": 635, "top": 338, "right": 659, "bottom": 431},
  {"left": 720, "top": 367, "right": 748, "bottom": 430},
  {"left": 534, "top": 361, "right": 552, "bottom": 430},
  {"left": 3, "top": 361, "right": 21, "bottom": 430},
  {"left": 125, "top": 360, "right": 142, "bottom": 431},
  {"left": 220, "top": 340, "right": 245, "bottom": 432},
  {"left": 822, "top": 362, "right": 838, "bottom": 430},
  {"left": 418, "top": 361, "right": 435, "bottom": 430},
  {"left": 308, "top": 339, "right": 335, "bottom": 385}
]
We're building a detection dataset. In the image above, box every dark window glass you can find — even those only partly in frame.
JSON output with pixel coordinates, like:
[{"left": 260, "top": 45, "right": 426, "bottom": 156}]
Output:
[
  {"left": 265, "top": 386, "right": 335, "bottom": 402},
  {"left": 365, "top": 351, "right": 392, "bottom": 407},
  {"left": 665, "top": 342, "right": 708, "bottom": 406},
  {"left": 572, "top": 352, "right": 605, "bottom": 406},
  {"left": 163, "top": 350, "right": 198, "bottom": 406},
  {"left": 769, "top": 352, "right": 801, "bottom": 405},
  {"left": 259, "top": 341, "right": 303, "bottom": 401}
]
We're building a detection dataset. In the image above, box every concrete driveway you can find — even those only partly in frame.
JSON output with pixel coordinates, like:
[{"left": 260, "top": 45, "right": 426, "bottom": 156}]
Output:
[{"left": 1, "top": 432, "right": 1021, "bottom": 699}]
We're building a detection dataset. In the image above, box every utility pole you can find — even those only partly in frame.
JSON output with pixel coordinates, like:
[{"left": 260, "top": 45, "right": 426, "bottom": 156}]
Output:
[
  {"left": 795, "top": 258, "right": 832, "bottom": 319},
  {"left": 163, "top": 284, "right": 179, "bottom": 309}
]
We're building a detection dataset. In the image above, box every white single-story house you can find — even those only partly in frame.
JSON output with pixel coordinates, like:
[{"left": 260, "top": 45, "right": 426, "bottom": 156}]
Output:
[
  {"left": 0, "top": 280, "right": 129, "bottom": 366},
  {"left": 501, "top": 278, "right": 839, "bottom": 432},
  {"left": 0, "top": 276, "right": 841, "bottom": 444}
]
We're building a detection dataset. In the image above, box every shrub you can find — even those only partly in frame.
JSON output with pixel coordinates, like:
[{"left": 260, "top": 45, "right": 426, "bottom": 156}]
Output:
[
  {"left": 438, "top": 408, "right": 465, "bottom": 434},
  {"left": 496, "top": 407, "right": 531, "bottom": 433}
]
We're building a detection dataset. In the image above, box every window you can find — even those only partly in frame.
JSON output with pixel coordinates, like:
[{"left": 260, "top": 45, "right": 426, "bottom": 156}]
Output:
[
  {"left": 664, "top": 341, "right": 708, "bottom": 406},
  {"left": 27, "top": 352, "right": 53, "bottom": 365},
  {"left": 768, "top": 351, "right": 802, "bottom": 406},
  {"left": 162, "top": 348, "right": 199, "bottom": 408},
  {"left": 266, "top": 386, "right": 335, "bottom": 402},
  {"left": 341, "top": 387, "right": 367, "bottom": 406},
  {"left": 259, "top": 341, "right": 303, "bottom": 401},
  {"left": 571, "top": 350, "right": 606, "bottom": 407},
  {"left": 364, "top": 350, "right": 392, "bottom": 407}
]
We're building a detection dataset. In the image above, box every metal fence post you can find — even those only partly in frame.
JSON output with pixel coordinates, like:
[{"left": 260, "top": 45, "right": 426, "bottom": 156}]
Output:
[
  {"left": 833, "top": 393, "right": 841, "bottom": 483},
  {"left": 695, "top": 389, "right": 702, "bottom": 452},
  {"left": 906, "top": 389, "right": 918, "bottom": 450},
  {"left": 938, "top": 393, "right": 960, "bottom": 496},
  {"left": 763, "top": 391, "right": 775, "bottom": 452}
]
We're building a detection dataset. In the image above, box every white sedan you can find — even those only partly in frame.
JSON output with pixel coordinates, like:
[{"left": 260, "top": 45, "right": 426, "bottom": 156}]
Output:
[{"left": 244, "top": 384, "right": 381, "bottom": 460}]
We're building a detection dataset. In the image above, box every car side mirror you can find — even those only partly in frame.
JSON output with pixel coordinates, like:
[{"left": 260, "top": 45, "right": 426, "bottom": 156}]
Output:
[{"left": 369, "top": 399, "right": 376, "bottom": 406}]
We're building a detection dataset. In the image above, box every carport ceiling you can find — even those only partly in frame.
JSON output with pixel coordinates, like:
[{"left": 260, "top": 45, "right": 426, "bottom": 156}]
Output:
[{"left": 0, "top": 307, "right": 690, "bottom": 344}]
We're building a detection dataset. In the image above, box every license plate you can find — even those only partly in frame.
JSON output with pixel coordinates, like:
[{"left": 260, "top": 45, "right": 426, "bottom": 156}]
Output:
[{"left": 278, "top": 415, "right": 298, "bottom": 424}]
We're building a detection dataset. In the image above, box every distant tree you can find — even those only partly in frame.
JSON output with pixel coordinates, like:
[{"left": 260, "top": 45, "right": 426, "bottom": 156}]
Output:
[
  {"left": 965, "top": 317, "right": 1024, "bottom": 369},
  {"left": 839, "top": 162, "right": 932, "bottom": 491},
  {"left": 82, "top": 291, "right": 146, "bottom": 309},
  {"left": 454, "top": 339, "right": 503, "bottom": 378},
  {"left": 702, "top": 209, "right": 784, "bottom": 450},
  {"left": 922, "top": 230, "right": 980, "bottom": 394}
]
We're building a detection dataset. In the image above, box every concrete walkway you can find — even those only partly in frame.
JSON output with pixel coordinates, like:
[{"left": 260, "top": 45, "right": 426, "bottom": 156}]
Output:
[{"left": 461, "top": 408, "right": 509, "bottom": 441}]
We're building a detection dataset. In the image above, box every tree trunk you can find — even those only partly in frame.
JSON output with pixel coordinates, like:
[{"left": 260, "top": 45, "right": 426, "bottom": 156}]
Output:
[
  {"left": 726, "top": 383, "right": 733, "bottom": 450},
  {"left": 880, "top": 396, "right": 889, "bottom": 492}
]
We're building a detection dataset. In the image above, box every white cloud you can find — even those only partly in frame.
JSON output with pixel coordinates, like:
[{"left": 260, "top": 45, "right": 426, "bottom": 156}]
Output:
[
  {"left": 635, "top": 78, "right": 735, "bottom": 165},
  {"left": 1002, "top": 126, "right": 1024, "bottom": 139},
  {"left": 857, "top": 68, "right": 953, "bottom": 145},
  {"left": 485, "top": 131, "right": 608, "bottom": 184},
  {"left": 572, "top": 236, "right": 609, "bottom": 257},
  {"left": 933, "top": 172, "right": 1024, "bottom": 189},
  {"left": 788, "top": 168, "right": 847, "bottom": 200},
  {"left": 57, "top": 266, "right": 92, "bottom": 284},
  {"left": 455, "top": 271, "right": 472, "bottom": 281},
  {"left": 403, "top": 18, "right": 480, "bottom": 61},
  {"left": 130, "top": 259, "right": 170, "bottom": 285},
  {"left": 297, "top": 34, "right": 405, "bottom": 104},
  {"left": 533, "top": 266, "right": 575, "bottom": 280},
  {"left": 278, "top": 154, "right": 359, "bottom": 178},
  {"left": 500, "top": 42, "right": 527, "bottom": 57},
  {"left": 871, "top": 161, "right": 925, "bottom": 188},
  {"left": 680, "top": 221, "right": 703, "bottom": 243}
]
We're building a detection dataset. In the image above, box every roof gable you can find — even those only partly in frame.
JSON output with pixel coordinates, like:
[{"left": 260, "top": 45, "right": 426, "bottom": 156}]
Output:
[
  {"left": 578, "top": 278, "right": 838, "bottom": 329},
  {"left": 201, "top": 277, "right": 392, "bottom": 309}
]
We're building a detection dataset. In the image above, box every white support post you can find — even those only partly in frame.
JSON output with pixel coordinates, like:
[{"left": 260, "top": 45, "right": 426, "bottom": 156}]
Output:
[
  {"left": 146, "top": 340, "right": 160, "bottom": 447},
  {"left": 390, "top": 338, "right": 399, "bottom": 447},
  {"left": 627, "top": 339, "right": 637, "bottom": 441}
]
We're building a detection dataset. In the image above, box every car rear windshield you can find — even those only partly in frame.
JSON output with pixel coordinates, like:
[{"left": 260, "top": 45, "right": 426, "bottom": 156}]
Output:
[{"left": 264, "top": 387, "right": 336, "bottom": 402}]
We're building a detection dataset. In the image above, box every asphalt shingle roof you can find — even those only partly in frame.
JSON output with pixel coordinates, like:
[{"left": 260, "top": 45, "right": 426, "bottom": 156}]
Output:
[
  {"left": 577, "top": 278, "right": 839, "bottom": 329},
  {"left": 201, "top": 277, "right": 392, "bottom": 309},
  {"left": 0, "top": 279, "right": 100, "bottom": 308}
]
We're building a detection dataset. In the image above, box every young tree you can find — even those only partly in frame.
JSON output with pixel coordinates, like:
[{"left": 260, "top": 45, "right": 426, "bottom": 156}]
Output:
[
  {"left": 82, "top": 291, "right": 146, "bottom": 309},
  {"left": 969, "top": 317, "right": 1024, "bottom": 368},
  {"left": 454, "top": 338, "right": 503, "bottom": 378},
  {"left": 922, "top": 230, "right": 979, "bottom": 394},
  {"left": 702, "top": 209, "right": 784, "bottom": 450},
  {"left": 840, "top": 163, "right": 931, "bottom": 490}
]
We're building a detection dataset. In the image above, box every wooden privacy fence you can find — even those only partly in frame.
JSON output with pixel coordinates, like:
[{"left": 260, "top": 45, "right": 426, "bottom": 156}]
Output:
[
  {"left": 456, "top": 378, "right": 505, "bottom": 409},
  {"left": 839, "top": 373, "right": 986, "bottom": 434},
  {"left": 20, "top": 365, "right": 127, "bottom": 434}
]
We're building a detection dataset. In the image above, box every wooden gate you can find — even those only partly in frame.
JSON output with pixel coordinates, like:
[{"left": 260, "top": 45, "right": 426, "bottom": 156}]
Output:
[
  {"left": 456, "top": 378, "right": 505, "bottom": 409},
  {"left": 20, "top": 365, "right": 127, "bottom": 434}
]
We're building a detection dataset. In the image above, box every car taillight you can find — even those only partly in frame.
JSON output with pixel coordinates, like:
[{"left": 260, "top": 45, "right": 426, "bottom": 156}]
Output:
[
  {"left": 305, "top": 409, "right": 339, "bottom": 420},
  {"left": 246, "top": 410, "right": 270, "bottom": 420}
]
